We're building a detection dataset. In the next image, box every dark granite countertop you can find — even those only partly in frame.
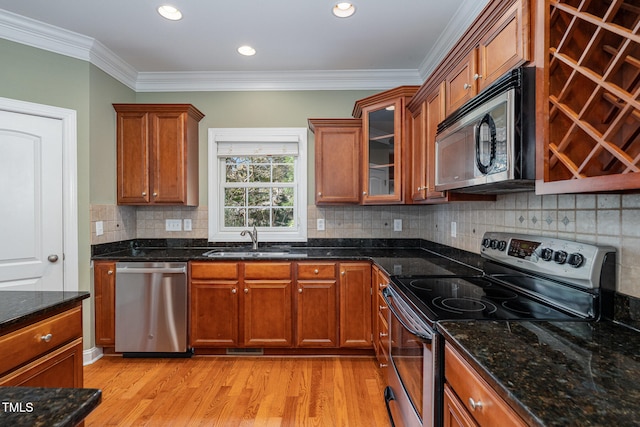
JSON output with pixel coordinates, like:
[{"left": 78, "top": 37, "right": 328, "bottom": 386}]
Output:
[
  {"left": 0, "top": 291, "right": 90, "bottom": 333},
  {"left": 0, "top": 387, "right": 101, "bottom": 426},
  {"left": 438, "top": 320, "right": 640, "bottom": 426}
]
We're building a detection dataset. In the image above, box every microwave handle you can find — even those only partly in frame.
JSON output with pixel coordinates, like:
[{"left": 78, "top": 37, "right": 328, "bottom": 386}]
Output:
[{"left": 475, "top": 113, "right": 497, "bottom": 174}]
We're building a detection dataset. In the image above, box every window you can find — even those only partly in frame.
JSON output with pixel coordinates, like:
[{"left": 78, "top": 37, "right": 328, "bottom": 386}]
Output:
[{"left": 208, "top": 128, "right": 307, "bottom": 242}]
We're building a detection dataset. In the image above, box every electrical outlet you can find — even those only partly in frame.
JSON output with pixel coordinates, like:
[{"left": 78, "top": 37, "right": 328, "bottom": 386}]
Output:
[
  {"left": 165, "top": 219, "right": 182, "bottom": 231},
  {"left": 451, "top": 221, "right": 457, "bottom": 238},
  {"left": 183, "top": 219, "right": 192, "bottom": 231},
  {"left": 95, "top": 221, "right": 104, "bottom": 236},
  {"left": 393, "top": 219, "right": 402, "bottom": 232},
  {"left": 317, "top": 218, "right": 325, "bottom": 231}
]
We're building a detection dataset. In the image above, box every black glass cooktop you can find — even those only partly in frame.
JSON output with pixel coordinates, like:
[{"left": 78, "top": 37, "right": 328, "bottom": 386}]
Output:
[{"left": 391, "top": 276, "right": 578, "bottom": 323}]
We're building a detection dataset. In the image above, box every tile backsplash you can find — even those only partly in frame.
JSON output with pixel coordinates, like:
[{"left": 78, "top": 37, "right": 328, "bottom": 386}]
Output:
[{"left": 91, "top": 191, "right": 640, "bottom": 298}]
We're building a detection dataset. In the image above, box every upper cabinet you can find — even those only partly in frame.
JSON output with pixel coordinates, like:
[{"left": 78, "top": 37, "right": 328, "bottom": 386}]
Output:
[
  {"left": 445, "top": 50, "right": 478, "bottom": 114},
  {"left": 353, "top": 86, "right": 418, "bottom": 205},
  {"left": 536, "top": 0, "right": 640, "bottom": 193},
  {"left": 309, "top": 118, "right": 362, "bottom": 204},
  {"left": 113, "top": 104, "right": 204, "bottom": 206}
]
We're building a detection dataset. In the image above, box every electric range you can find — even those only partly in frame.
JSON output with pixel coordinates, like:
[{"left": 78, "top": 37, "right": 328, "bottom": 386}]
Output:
[{"left": 383, "top": 232, "right": 617, "bottom": 427}]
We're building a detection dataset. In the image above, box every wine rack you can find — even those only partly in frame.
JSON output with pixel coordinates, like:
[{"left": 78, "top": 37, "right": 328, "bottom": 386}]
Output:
[{"left": 544, "top": 0, "right": 640, "bottom": 192}]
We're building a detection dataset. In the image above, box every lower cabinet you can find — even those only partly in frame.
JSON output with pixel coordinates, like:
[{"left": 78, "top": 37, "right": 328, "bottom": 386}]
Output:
[
  {"left": 372, "top": 265, "right": 390, "bottom": 367},
  {"left": 295, "top": 262, "right": 339, "bottom": 347},
  {"left": 0, "top": 305, "right": 84, "bottom": 388},
  {"left": 444, "top": 343, "right": 526, "bottom": 427},
  {"left": 339, "top": 262, "right": 372, "bottom": 348},
  {"left": 94, "top": 261, "right": 116, "bottom": 346}
]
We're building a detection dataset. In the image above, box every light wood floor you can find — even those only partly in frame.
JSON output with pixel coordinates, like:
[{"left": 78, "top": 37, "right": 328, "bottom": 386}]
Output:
[{"left": 83, "top": 355, "right": 390, "bottom": 427}]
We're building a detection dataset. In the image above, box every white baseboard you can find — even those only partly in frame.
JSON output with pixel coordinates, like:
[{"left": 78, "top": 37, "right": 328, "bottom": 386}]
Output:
[{"left": 83, "top": 346, "right": 103, "bottom": 366}]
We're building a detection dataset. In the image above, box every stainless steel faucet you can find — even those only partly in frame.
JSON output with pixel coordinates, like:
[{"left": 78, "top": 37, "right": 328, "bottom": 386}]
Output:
[{"left": 240, "top": 225, "right": 258, "bottom": 250}]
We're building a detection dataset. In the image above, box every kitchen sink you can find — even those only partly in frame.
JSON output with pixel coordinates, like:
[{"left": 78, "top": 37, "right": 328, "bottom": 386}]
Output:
[{"left": 202, "top": 249, "right": 307, "bottom": 258}]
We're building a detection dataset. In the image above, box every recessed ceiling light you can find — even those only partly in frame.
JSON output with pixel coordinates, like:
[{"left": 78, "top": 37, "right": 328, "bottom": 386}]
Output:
[
  {"left": 157, "top": 5, "right": 182, "bottom": 21},
  {"left": 237, "top": 45, "right": 256, "bottom": 56},
  {"left": 332, "top": 2, "right": 356, "bottom": 18}
]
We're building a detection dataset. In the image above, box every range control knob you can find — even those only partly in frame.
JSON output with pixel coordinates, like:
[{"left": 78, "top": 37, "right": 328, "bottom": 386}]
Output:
[
  {"left": 553, "top": 250, "right": 568, "bottom": 264},
  {"left": 482, "top": 238, "right": 492, "bottom": 248},
  {"left": 497, "top": 240, "right": 507, "bottom": 251},
  {"left": 540, "top": 248, "right": 554, "bottom": 261},
  {"left": 568, "top": 253, "right": 585, "bottom": 268},
  {"left": 490, "top": 239, "right": 499, "bottom": 249}
]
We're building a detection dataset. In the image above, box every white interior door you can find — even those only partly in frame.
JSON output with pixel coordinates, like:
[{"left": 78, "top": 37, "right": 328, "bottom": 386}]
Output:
[{"left": 0, "top": 110, "right": 64, "bottom": 291}]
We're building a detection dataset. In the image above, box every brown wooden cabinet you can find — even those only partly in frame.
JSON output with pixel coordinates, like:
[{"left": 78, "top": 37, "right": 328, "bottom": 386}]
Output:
[
  {"left": 371, "top": 265, "right": 389, "bottom": 368},
  {"left": 295, "top": 262, "right": 339, "bottom": 347},
  {"left": 94, "top": 261, "right": 116, "bottom": 347},
  {"left": 113, "top": 104, "right": 204, "bottom": 206},
  {"left": 536, "top": 0, "right": 640, "bottom": 193},
  {"left": 445, "top": 50, "right": 478, "bottom": 114},
  {"left": 339, "top": 262, "right": 372, "bottom": 348},
  {"left": 243, "top": 262, "right": 293, "bottom": 347},
  {"left": 353, "top": 87, "right": 419, "bottom": 205},
  {"left": 309, "top": 118, "right": 362, "bottom": 204},
  {"left": 0, "top": 305, "right": 84, "bottom": 388},
  {"left": 190, "top": 262, "right": 241, "bottom": 348},
  {"left": 445, "top": 343, "right": 526, "bottom": 427}
]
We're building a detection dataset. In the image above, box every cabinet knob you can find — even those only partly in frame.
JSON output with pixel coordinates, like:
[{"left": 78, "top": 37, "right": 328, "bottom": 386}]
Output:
[
  {"left": 152, "top": 192, "right": 158, "bottom": 197},
  {"left": 468, "top": 397, "right": 483, "bottom": 411},
  {"left": 244, "top": 288, "right": 248, "bottom": 294},
  {"left": 474, "top": 73, "right": 483, "bottom": 80},
  {"left": 231, "top": 288, "right": 237, "bottom": 294},
  {"left": 464, "top": 83, "right": 472, "bottom": 90},
  {"left": 341, "top": 271, "right": 345, "bottom": 276},
  {"left": 379, "top": 332, "right": 388, "bottom": 338},
  {"left": 314, "top": 269, "right": 319, "bottom": 274},
  {"left": 362, "top": 191, "right": 367, "bottom": 195},
  {"left": 379, "top": 305, "right": 387, "bottom": 311},
  {"left": 298, "top": 288, "right": 303, "bottom": 293},
  {"left": 142, "top": 192, "right": 147, "bottom": 196},
  {"left": 317, "top": 192, "right": 322, "bottom": 196},
  {"left": 40, "top": 333, "right": 53, "bottom": 343},
  {"left": 379, "top": 363, "right": 388, "bottom": 368},
  {"left": 107, "top": 270, "right": 113, "bottom": 275}
]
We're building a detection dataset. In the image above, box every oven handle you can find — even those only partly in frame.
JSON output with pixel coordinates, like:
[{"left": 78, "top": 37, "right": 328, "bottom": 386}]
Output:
[
  {"left": 384, "top": 386, "right": 397, "bottom": 427},
  {"left": 383, "top": 288, "right": 433, "bottom": 343}
]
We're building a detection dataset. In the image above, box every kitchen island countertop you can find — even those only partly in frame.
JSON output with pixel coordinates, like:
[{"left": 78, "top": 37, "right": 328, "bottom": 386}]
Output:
[
  {"left": 0, "top": 291, "right": 89, "bottom": 333},
  {"left": 438, "top": 320, "right": 640, "bottom": 426}
]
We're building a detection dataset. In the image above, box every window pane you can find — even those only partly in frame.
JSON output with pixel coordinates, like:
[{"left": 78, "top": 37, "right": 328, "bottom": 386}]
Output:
[
  {"left": 272, "top": 187, "right": 294, "bottom": 206},
  {"left": 249, "top": 164, "right": 271, "bottom": 182},
  {"left": 248, "top": 187, "right": 270, "bottom": 206},
  {"left": 273, "top": 208, "right": 294, "bottom": 227},
  {"left": 273, "top": 164, "right": 294, "bottom": 182},
  {"left": 252, "top": 156, "right": 270, "bottom": 164},
  {"left": 248, "top": 208, "right": 270, "bottom": 227},
  {"left": 224, "top": 208, "right": 246, "bottom": 227},
  {"left": 224, "top": 188, "right": 245, "bottom": 206},
  {"left": 225, "top": 162, "right": 247, "bottom": 183},
  {"left": 271, "top": 156, "right": 294, "bottom": 164}
]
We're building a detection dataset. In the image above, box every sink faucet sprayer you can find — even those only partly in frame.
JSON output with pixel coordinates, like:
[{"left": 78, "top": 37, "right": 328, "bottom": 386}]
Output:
[{"left": 240, "top": 226, "right": 259, "bottom": 250}]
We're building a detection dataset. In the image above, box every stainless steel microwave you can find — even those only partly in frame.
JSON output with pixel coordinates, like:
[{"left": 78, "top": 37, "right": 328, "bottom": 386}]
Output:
[{"left": 435, "top": 66, "right": 535, "bottom": 193}]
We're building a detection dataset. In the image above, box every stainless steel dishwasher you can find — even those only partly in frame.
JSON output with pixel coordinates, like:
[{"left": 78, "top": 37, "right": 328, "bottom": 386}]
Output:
[{"left": 115, "top": 262, "right": 190, "bottom": 356}]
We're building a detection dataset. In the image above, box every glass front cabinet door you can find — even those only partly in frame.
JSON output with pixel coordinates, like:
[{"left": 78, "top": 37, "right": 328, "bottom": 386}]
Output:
[{"left": 354, "top": 86, "right": 418, "bottom": 205}]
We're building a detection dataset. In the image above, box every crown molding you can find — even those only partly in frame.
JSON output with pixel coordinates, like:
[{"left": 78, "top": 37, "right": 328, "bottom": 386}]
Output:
[
  {"left": 418, "top": 0, "right": 491, "bottom": 80},
  {"left": 135, "top": 69, "right": 422, "bottom": 92}
]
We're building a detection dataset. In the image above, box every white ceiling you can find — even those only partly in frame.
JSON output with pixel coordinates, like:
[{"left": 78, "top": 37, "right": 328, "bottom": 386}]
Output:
[{"left": 0, "top": 0, "right": 490, "bottom": 91}]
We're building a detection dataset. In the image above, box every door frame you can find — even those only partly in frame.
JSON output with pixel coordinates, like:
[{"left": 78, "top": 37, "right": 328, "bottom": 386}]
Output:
[{"left": 0, "top": 96, "right": 78, "bottom": 291}]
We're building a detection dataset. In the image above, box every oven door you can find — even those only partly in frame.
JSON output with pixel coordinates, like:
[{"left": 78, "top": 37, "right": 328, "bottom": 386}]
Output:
[{"left": 383, "top": 286, "right": 434, "bottom": 427}]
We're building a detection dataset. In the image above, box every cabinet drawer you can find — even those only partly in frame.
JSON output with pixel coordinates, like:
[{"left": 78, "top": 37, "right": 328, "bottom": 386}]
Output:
[
  {"left": 297, "top": 262, "right": 337, "bottom": 279},
  {"left": 445, "top": 344, "right": 526, "bottom": 427},
  {"left": 244, "top": 262, "right": 292, "bottom": 280},
  {"left": 191, "top": 262, "right": 239, "bottom": 280},
  {"left": 0, "top": 307, "right": 82, "bottom": 376}
]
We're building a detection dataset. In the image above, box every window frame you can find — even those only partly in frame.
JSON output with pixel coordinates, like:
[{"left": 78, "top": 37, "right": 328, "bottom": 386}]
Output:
[{"left": 208, "top": 127, "right": 308, "bottom": 243}]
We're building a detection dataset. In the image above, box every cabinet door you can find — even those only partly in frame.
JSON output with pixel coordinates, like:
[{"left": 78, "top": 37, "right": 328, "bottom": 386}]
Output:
[
  {"left": 477, "top": 0, "right": 529, "bottom": 92},
  {"left": 372, "top": 266, "right": 389, "bottom": 367},
  {"left": 190, "top": 280, "right": 240, "bottom": 347},
  {"left": 410, "top": 103, "right": 427, "bottom": 202},
  {"left": 425, "top": 83, "right": 448, "bottom": 201},
  {"left": 339, "top": 262, "right": 372, "bottom": 348},
  {"left": 243, "top": 279, "right": 293, "bottom": 347},
  {"left": 310, "top": 119, "right": 362, "bottom": 204},
  {"left": 444, "top": 384, "right": 478, "bottom": 427},
  {"left": 445, "top": 50, "right": 477, "bottom": 114},
  {"left": 94, "top": 261, "right": 116, "bottom": 346},
  {"left": 296, "top": 280, "right": 338, "bottom": 347},
  {"left": 150, "top": 111, "right": 188, "bottom": 204},
  {"left": 116, "top": 111, "right": 150, "bottom": 204},
  {"left": 362, "top": 99, "right": 403, "bottom": 204}
]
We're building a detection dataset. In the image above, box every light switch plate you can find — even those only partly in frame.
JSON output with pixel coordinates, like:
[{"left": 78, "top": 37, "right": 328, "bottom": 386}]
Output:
[
  {"left": 393, "top": 219, "right": 402, "bottom": 232},
  {"left": 183, "top": 219, "right": 192, "bottom": 231},
  {"left": 95, "top": 221, "right": 104, "bottom": 236},
  {"left": 165, "top": 219, "right": 182, "bottom": 231}
]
